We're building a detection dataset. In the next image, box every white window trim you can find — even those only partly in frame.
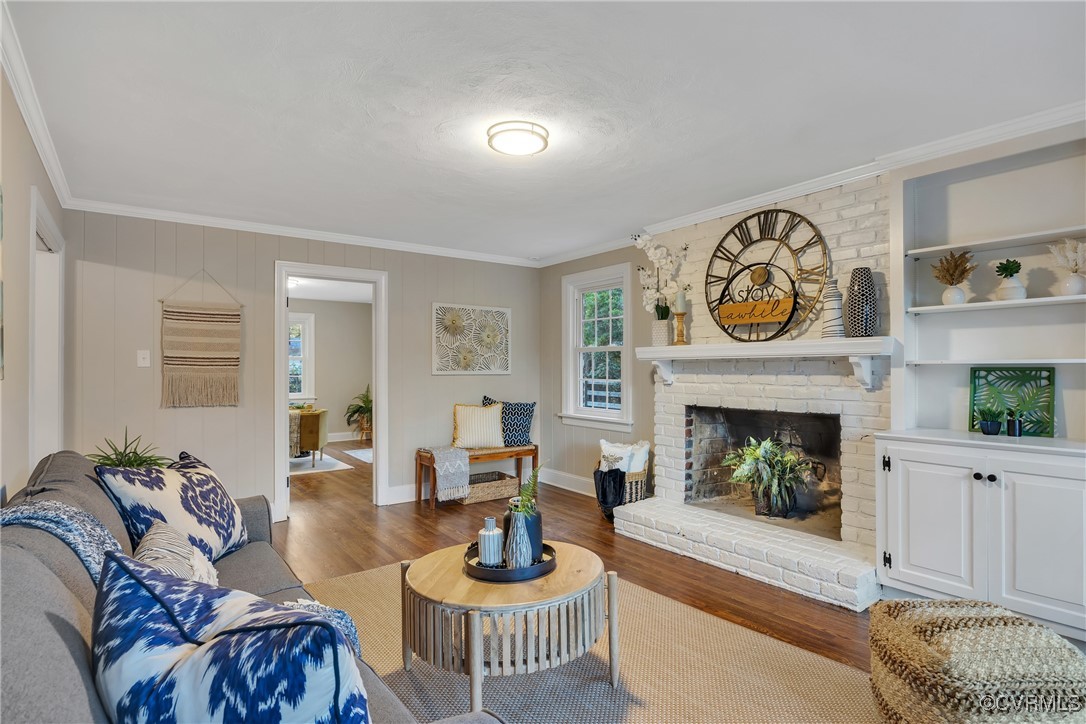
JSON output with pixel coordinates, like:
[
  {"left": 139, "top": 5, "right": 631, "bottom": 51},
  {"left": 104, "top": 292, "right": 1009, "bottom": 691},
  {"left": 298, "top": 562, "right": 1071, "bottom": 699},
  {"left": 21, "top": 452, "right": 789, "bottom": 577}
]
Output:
[
  {"left": 288, "top": 311, "right": 316, "bottom": 400},
  {"left": 560, "top": 262, "right": 633, "bottom": 433}
]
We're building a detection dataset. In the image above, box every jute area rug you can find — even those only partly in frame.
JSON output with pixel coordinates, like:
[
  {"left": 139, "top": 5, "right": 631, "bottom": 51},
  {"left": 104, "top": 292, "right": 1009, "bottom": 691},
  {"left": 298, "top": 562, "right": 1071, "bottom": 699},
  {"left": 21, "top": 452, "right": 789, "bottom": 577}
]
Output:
[{"left": 306, "top": 563, "right": 879, "bottom": 723}]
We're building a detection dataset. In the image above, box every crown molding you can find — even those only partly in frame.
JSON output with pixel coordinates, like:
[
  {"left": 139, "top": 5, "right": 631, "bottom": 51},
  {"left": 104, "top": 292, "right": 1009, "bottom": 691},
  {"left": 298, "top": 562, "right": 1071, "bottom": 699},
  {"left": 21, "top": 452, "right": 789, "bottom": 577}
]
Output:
[
  {"left": 644, "top": 100, "right": 1086, "bottom": 237},
  {"left": 1, "top": 1, "right": 72, "bottom": 205},
  {"left": 538, "top": 235, "right": 634, "bottom": 268},
  {"left": 64, "top": 196, "right": 540, "bottom": 267}
]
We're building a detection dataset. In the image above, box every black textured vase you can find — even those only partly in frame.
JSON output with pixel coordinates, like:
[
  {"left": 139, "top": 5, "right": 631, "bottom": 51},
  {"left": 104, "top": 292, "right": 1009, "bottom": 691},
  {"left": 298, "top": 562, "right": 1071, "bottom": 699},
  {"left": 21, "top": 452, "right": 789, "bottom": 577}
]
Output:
[
  {"left": 846, "top": 267, "right": 878, "bottom": 337},
  {"left": 502, "top": 498, "right": 543, "bottom": 563}
]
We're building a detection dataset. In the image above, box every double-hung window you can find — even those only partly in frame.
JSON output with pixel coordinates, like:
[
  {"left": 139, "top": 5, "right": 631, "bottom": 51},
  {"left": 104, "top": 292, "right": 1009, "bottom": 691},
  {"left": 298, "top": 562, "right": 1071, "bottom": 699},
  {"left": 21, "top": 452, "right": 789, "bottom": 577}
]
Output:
[
  {"left": 560, "top": 263, "right": 633, "bottom": 433},
  {"left": 288, "top": 312, "right": 315, "bottom": 400}
]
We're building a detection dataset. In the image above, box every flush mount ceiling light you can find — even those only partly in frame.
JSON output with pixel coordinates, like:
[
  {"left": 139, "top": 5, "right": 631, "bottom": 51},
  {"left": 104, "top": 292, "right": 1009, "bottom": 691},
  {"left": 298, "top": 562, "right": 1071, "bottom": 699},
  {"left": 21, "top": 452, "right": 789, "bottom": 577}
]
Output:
[{"left": 487, "top": 120, "right": 549, "bottom": 156}]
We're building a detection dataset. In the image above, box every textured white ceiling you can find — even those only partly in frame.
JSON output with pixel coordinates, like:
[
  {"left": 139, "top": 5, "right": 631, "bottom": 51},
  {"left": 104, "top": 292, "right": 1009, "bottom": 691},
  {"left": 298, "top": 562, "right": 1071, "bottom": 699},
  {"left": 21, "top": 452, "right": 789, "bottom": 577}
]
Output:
[
  {"left": 288, "top": 277, "right": 373, "bottom": 304},
  {"left": 9, "top": 2, "right": 1086, "bottom": 262}
]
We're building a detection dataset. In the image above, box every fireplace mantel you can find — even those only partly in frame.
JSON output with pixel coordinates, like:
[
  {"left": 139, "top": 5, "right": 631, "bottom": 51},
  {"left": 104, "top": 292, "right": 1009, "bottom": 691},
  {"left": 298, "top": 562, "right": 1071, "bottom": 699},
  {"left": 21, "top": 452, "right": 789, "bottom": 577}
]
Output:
[{"left": 636, "top": 336, "right": 897, "bottom": 390}]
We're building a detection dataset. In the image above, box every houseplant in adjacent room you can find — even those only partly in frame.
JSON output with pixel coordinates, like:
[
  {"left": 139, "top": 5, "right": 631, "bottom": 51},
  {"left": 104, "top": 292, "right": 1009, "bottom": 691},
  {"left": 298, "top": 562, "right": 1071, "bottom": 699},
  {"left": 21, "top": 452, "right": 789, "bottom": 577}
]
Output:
[
  {"left": 975, "top": 406, "right": 1004, "bottom": 435},
  {"left": 1048, "top": 237, "right": 1086, "bottom": 296},
  {"left": 722, "top": 437, "right": 812, "bottom": 518},
  {"left": 344, "top": 385, "right": 373, "bottom": 442},
  {"left": 994, "top": 258, "right": 1026, "bottom": 301},
  {"left": 931, "top": 250, "right": 977, "bottom": 305}
]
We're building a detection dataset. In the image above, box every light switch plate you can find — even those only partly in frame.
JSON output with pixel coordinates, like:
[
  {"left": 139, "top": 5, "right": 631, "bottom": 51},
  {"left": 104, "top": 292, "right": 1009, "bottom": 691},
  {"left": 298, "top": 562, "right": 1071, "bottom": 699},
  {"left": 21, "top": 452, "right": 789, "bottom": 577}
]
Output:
[{"left": 136, "top": 349, "right": 151, "bottom": 368}]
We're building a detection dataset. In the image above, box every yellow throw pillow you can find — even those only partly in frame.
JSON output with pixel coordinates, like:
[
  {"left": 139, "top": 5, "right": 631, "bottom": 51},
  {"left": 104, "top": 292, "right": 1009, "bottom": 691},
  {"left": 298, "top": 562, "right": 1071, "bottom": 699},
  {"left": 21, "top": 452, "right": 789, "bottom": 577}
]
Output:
[{"left": 453, "top": 403, "right": 504, "bottom": 448}]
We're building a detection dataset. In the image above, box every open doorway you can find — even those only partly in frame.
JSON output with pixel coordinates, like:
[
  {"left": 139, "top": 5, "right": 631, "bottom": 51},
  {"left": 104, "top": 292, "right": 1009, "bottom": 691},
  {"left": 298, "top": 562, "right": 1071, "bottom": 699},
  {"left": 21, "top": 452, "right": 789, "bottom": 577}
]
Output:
[{"left": 273, "top": 262, "right": 389, "bottom": 520}]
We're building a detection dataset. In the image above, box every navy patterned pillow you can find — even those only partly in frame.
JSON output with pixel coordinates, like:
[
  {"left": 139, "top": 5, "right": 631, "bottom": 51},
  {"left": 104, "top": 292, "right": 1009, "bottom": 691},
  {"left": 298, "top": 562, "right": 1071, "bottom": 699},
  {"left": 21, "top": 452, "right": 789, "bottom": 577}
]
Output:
[
  {"left": 95, "top": 452, "right": 247, "bottom": 562},
  {"left": 482, "top": 396, "right": 536, "bottom": 446},
  {"left": 93, "top": 553, "right": 368, "bottom": 723}
]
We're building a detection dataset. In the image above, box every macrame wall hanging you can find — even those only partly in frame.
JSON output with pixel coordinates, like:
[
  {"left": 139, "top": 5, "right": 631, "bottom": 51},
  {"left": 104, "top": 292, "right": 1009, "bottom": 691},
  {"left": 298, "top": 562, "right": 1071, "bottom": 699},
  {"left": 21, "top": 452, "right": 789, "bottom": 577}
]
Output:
[{"left": 159, "top": 270, "right": 243, "bottom": 408}]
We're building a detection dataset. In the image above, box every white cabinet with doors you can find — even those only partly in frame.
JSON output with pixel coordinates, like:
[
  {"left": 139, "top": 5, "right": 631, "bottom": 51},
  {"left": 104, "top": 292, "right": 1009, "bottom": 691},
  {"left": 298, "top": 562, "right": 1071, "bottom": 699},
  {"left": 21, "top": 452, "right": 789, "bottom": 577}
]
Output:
[{"left": 876, "top": 431, "right": 1086, "bottom": 639}]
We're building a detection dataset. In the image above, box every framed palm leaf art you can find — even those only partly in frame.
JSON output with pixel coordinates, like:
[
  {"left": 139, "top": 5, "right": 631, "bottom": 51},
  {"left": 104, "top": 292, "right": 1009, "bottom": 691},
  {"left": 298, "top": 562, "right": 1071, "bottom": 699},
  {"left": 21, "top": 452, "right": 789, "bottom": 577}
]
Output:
[{"left": 969, "top": 367, "right": 1055, "bottom": 437}]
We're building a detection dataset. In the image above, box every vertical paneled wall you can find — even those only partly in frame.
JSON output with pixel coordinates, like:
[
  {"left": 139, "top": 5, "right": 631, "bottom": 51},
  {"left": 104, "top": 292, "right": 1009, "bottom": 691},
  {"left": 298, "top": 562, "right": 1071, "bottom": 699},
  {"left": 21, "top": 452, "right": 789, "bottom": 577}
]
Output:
[{"left": 56, "top": 211, "right": 541, "bottom": 504}]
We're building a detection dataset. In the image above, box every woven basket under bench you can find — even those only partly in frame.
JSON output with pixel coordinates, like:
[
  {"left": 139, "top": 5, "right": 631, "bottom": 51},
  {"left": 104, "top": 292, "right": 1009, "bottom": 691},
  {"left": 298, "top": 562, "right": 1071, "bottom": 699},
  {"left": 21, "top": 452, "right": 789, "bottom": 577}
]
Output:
[{"left": 456, "top": 471, "right": 520, "bottom": 505}]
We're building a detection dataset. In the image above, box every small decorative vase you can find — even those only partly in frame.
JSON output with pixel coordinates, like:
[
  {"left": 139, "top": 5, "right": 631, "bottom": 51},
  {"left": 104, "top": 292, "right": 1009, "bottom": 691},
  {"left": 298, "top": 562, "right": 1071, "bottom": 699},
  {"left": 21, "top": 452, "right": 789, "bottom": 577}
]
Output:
[
  {"left": 502, "top": 497, "right": 543, "bottom": 563},
  {"left": 477, "top": 516, "right": 503, "bottom": 567},
  {"left": 941, "top": 285, "right": 966, "bottom": 305},
  {"left": 504, "top": 512, "right": 533, "bottom": 569},
  {"left": 1006, "top": 419, "right": 1023, "bottom": 437},
  {"left": 979, "top": 420, "right": 1002, "bottom": 436},
  {"left": 1061, "top": 272, "right": 1086, "bottom": 296},
  {"left": 995, "top": 275, "right": 1026, "bottom": 301},
  {"left": 651, "top": 318, "right": 671, "bottom": 347},
  {"left": 820, "top": 279, "right": 846, "bottom": 338},
  {"left": 846, "top": 267, "right": 878, "bottom": 337}
]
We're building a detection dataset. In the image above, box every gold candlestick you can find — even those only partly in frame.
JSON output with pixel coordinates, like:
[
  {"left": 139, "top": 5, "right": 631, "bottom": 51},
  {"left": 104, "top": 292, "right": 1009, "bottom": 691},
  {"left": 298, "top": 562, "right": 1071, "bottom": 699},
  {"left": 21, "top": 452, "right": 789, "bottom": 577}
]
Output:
[{"left": 673, "top": 312, "right": 688, "bottom": 345}]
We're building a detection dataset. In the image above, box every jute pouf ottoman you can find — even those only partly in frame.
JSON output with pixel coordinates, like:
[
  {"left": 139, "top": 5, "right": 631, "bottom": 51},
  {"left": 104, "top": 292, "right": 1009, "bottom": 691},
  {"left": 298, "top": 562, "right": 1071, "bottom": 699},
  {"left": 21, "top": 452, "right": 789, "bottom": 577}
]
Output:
[{"left": 870, "top": 599, "right": 1086, "bottom": 723}]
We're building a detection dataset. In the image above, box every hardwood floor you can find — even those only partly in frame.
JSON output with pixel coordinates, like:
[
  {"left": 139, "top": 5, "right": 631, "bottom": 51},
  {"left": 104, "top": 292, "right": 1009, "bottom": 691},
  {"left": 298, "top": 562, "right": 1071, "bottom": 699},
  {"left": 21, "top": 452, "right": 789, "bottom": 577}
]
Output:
[{"left": 274, "top": 440, "right": 872, "bottom": 671}]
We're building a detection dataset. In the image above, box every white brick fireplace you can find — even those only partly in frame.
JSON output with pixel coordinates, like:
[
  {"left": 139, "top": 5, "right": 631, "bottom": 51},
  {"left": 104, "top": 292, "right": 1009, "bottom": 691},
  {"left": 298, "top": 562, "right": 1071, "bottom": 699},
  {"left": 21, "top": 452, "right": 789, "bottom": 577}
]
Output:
[{"left": 615, "top": 340, "right": 893, "bottom": 610}]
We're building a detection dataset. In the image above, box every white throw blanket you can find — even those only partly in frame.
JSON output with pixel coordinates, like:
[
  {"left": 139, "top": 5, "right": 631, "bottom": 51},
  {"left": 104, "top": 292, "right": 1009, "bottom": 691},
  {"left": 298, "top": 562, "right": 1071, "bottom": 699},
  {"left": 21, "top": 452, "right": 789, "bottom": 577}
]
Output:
[{"left": 427, "top": 446, "right": 470, "bottom": 501}]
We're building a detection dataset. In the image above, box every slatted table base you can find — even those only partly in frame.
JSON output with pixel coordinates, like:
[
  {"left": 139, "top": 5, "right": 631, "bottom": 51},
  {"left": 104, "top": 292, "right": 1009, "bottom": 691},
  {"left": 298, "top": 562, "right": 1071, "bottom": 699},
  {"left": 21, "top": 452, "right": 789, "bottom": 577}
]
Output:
[{"left": 401, "top": 563, "right": 619, "bottom": 712}]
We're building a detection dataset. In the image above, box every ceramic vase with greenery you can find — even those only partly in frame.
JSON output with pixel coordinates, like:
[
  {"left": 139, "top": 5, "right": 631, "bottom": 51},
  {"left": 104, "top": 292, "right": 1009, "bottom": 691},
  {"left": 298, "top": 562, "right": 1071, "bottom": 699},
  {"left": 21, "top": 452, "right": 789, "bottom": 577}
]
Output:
[
  {"left": 1049, "top": 238, "right": 1086, "bottom": 296},
  {"left": 1005, "top": 409, "right": 1023, "bottom": 438},
  {"left": 344, "top": 385, "right": 373, "bottom": 440},
  {"left": 994, "top": 259, "right": 1026, "bottom": 301},
  {"left": 503, "top": 464, "right": 543, "bottom": 564},
  {"left": 932, "top": 250, "right": 976, "bottom": 305},
  {"left": 721, "top": 438, "right": 813, "bottom": 518},
  {"left": 87, "top": 428, "right": 173, "bottom": 467},
  {"left": 975, "top": 406, "right": 1003, "bottom": 436}
]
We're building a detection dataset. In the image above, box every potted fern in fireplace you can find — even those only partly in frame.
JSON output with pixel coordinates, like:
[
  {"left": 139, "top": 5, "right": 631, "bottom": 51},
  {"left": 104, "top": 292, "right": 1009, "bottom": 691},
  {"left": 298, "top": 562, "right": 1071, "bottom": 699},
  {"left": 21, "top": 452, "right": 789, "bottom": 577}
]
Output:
[{"left": 722, "top": 437, "right": 813, "bottom": 518}]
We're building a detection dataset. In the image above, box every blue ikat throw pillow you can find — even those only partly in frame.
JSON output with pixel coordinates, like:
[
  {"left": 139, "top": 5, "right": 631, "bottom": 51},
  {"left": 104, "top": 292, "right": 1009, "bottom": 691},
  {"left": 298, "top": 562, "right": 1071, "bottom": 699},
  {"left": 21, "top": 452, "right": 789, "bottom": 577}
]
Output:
[
  {"left": 95, "top": 452, "right": 247, "bottom": 562},
  {"left": 482, "top": 396, "right": 536, "bottom": 446},
  {"left": 93, "top": 552, "right": 369, "bottom": 724}
]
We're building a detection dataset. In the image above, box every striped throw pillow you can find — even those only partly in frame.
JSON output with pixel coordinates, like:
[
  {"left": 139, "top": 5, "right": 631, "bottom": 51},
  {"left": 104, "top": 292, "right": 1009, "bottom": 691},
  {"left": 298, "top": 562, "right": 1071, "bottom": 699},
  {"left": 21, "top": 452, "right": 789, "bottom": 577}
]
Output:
[
  {"left": 134, "top": 521, "right": 219, "bottom": 585},
  {"left": 452, "top": 403, "right": 504, "bottom": 448}
]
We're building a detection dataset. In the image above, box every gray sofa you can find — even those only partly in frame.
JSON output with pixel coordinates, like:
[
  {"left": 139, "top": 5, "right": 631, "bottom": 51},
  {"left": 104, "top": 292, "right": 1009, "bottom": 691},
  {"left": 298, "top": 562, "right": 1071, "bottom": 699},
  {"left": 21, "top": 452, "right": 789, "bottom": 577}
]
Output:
[{"left": 1, "top": 451, "right": 497, "bottom": 724}]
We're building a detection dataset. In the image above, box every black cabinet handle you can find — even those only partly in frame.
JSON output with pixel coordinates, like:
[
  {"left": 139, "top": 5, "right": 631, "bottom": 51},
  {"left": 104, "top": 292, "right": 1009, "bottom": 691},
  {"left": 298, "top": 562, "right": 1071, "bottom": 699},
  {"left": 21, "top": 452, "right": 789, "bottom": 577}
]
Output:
[
  {"left": 973, "top": 472, "right": 983, "bottom": 480},
  {"left": 987, "top": 474, "right": 997, "bottom": 483}
]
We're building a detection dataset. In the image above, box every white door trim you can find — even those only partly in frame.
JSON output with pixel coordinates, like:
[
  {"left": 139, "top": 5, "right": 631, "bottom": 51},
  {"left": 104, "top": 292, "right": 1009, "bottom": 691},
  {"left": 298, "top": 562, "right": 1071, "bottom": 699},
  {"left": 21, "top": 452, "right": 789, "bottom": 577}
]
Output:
[
  {"left": 274, "top": 261, "right": 389, "bottom": 520},
  {"left": 28, "top": 186, "right": 66, "bottom": 469}
]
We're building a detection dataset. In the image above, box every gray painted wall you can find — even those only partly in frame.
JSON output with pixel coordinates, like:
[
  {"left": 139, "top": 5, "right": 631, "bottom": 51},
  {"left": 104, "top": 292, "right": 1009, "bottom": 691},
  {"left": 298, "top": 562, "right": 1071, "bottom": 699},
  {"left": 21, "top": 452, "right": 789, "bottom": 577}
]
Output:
[
  {"left": 53, "top": 211, "right": 541, "bottom": 504},
  {"left": 288, "top": 299, "right": 372, "bottom": 435}
]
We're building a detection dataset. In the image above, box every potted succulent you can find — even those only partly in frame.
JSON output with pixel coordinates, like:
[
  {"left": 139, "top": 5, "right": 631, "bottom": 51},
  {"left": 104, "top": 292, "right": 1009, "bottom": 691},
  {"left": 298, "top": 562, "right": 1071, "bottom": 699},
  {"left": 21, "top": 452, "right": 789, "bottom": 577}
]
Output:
[
  {"left": 994, "top": 259, "right": 1026, "bottom": 301},
  {"left": 931, "top": 250, "right": 977, "bottom": 305},
  {"left": 722, "top": 437, "right": 812, "bottom": 518},
  {"left": 344, "top": 385, "right": 373, "bottom": 442},
  {"left": 975, "top": 406, "right": 1004, "bottom": 436},
  {"left": 87, "top": 428, "right": 173, "bottom": 467},
  {"left": 1005, "top": 409, "right": 1023, "bottom": 438}
]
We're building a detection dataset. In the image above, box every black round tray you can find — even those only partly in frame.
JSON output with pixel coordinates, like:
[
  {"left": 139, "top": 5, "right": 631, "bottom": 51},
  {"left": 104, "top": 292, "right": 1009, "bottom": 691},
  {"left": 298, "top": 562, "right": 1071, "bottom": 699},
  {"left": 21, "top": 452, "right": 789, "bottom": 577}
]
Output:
[{"left": 463, "top": 542, "right": 557, "bottom": 582}]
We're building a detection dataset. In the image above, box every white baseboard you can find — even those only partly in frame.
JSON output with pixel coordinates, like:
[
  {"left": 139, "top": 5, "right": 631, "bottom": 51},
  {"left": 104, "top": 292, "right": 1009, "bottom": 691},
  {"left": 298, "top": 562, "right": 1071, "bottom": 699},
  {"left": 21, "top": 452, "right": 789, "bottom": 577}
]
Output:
[
  {"left": 328, "top": 432, "right": 359, "bottom": 443},
  {"left": 540, "top": 469, "right": 595, "bottom": 498}
]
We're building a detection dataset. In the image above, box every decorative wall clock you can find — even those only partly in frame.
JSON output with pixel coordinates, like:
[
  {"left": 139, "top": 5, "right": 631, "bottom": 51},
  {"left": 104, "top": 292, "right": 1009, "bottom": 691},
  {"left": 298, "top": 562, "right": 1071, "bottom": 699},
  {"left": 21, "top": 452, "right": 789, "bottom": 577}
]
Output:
[{"left": 705, "top": 209, "right": 829, "bottom": 342}]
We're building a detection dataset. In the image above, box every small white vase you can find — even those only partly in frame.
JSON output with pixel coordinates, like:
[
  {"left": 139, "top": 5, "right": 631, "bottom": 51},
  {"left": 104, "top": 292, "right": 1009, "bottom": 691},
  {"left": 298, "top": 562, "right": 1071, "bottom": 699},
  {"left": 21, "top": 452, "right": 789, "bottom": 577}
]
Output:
[
  {"left": 1061, "top": 272, "right": 1086, "bottom": 296},
  {"left": 651, "top": 318, "right": 671, "bottom": 347},
  {"left": 820, "top": 279, "right": 846, "bottom": 338},
  {"left": 941, "top": 285, "right": 966, "bottom": 305},
  {"left": 995, "top": 276, "right": 1026, "bottom": 301}
]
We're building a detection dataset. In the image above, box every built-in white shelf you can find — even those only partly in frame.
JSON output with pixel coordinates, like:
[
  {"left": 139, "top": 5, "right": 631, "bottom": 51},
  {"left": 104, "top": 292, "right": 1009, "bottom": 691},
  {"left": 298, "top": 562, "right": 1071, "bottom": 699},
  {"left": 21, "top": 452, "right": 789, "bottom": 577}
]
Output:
[
  {"left": 905, "top": 225, "right": 1086, "bottom": 260},
  {"left": 879, "top": 429, "right": 1086, "bottom": 457},
  {"left": 907, "top": 295, "right": 1086, "bottom": 315},
  {"left": 636, "top": 336, "right": 897, "bottom": 390},
  {"left": 907, "top": 358, "right": 1086, "bottom": 366}
]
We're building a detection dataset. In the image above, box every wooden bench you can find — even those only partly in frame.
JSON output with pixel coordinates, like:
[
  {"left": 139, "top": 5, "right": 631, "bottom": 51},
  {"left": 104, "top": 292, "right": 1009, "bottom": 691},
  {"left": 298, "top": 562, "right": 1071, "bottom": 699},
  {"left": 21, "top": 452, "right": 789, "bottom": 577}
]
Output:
[{"left": 415, "top": 444, "right": 539, "bottom": 510}]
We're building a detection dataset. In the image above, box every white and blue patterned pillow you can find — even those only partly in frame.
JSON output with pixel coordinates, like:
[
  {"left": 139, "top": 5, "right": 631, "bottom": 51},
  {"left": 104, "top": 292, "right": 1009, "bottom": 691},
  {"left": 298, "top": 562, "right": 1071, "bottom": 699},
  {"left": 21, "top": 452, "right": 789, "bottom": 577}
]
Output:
[
  {"left": 93, "top": 553, "right": 368, "bottom": 724},
  {"left": 482, "top": 396, "right": 536, "bottom": 446},
  {"left": 95, "top": 452, "right": 247, "bottom": 562}
]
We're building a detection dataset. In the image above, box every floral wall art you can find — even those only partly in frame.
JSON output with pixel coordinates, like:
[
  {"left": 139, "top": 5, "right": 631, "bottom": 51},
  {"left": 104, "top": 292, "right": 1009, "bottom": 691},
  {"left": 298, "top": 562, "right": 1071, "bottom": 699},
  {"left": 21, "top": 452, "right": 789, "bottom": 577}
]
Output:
[{"left": 432, "top": 303, "right": 511, "bottom": 375}]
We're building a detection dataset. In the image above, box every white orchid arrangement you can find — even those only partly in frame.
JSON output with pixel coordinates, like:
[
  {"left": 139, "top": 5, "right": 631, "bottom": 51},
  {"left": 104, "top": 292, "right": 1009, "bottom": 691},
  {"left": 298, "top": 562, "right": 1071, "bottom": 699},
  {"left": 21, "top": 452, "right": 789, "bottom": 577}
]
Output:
[
  {"left": 1048, "top": 238, "right": 1086, "bottom": 274},
  {"left": 634, "top": 234, "right": 689, "bottom": 320}
]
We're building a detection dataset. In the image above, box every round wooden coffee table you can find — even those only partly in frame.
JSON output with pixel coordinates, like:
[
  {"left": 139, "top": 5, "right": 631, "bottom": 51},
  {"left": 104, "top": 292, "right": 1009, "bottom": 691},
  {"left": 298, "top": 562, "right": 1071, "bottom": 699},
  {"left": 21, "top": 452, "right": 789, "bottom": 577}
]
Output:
[{"left": 401, "top": 541, "right": 619, "bottom": 712}]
